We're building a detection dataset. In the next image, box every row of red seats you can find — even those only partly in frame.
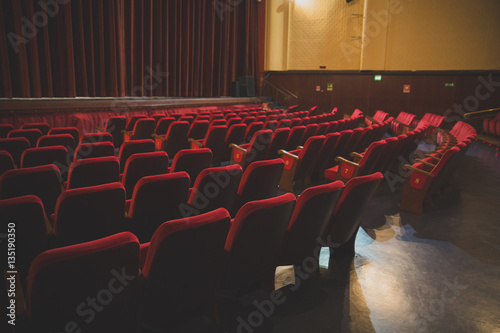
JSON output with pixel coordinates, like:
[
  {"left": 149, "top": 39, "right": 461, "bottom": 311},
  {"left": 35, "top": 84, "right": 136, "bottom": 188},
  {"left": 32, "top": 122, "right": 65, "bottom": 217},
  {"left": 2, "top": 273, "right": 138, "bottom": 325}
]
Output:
[
  {"left": 482, "top": 112, "right": 500, "bottom": 137},
  {"left": 276, "top": 117, "right": 393, "bottom": 192},
  {"left": 400, "top": 121, "right": 476, "bottom": 214},
  {"left": 0, "top": 114, "right": 353, "bottom": 184},
  {"left": 4, "top": 171, "right": 384, "bottom": 332},
  {"left": 325, "top": 121, "right": 429, "bottom": 183}
]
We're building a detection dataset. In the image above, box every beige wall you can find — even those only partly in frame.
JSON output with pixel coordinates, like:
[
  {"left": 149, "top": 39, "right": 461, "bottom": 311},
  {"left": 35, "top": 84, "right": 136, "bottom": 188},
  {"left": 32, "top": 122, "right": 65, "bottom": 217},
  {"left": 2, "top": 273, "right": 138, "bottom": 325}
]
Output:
[{"left": 265, "top": 0, "right": 500, "bottom": 71}]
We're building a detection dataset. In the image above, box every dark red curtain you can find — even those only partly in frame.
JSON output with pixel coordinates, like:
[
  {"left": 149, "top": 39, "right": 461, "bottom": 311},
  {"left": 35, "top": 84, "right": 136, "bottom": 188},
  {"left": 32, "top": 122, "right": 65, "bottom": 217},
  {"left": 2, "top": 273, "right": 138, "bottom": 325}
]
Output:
[{"left": 0, "top": 0, "right": 261, "bottom": 98}]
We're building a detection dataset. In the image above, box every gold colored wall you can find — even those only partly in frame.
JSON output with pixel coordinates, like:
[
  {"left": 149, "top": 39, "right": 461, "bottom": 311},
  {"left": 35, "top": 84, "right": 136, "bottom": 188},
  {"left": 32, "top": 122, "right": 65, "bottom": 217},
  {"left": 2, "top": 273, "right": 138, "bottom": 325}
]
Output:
[{"left": 265, "top": 0, "right": 500, "bottom": 71}]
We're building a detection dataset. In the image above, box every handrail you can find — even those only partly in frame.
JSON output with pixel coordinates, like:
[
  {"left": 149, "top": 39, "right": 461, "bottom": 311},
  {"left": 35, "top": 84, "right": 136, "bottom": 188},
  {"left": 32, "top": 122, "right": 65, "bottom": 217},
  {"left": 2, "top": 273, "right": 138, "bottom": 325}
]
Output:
[
  {"left": 463, "top": 107, "right": 500, "bottom": 119},
  {"left": 262, "top": 75, "right": 298, "bottom": 100}
]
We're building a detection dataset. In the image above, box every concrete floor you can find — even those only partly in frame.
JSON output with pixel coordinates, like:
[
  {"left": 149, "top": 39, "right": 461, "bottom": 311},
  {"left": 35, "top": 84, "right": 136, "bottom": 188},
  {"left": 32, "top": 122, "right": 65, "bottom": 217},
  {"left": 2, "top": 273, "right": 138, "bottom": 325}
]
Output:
[
  {"left": 272, "top": 142, "right": 500, "bottom": 333},
  {"left": 149, "top": 142, "right": 500, "bottom": 333}
]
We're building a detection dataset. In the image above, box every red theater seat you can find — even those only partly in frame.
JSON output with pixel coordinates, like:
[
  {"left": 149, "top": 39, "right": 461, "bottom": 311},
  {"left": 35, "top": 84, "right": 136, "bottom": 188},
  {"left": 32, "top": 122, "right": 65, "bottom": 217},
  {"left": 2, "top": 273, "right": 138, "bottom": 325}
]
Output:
[
  {"left": 0, "top": 124, "right": 14, "bottom": 138},
  {"left": 74, "top": 141, "right": 115, "bottom": 160},
  {"left": 187, "top": 164, "right": 242, "bottom": 215},
  {"left": 289, "top": 118, "right": 301, "bottom": 128},
  {"left": 66, "top": 156, "right": 120, "bottom": 190},
  {"left": 52, "top": 183, "right": 126, "bottom": 246},
  {"left": 99, "top": 116, "right": 126, "bottom": 148},
  {"left": 365, "top": 110, "right": 388, "bottom": 127},
  {"left": 0, "top": 164, "right": 62, "bottom": 216},
  {"left": 323, "top": 173, "right": 384, "bottom": 262},
  {"left": 222, "top": 193, "right": 296, "bottom": 292},
  {"left": 222, "top": 124, "right": 247, "bottom": 163},
  {"left": 179, "top": 115, "right": 194, "bottom": 124},
  {"left": 187, "top": 120, "right": 210, "bottom": 141},
  {"left": 37, "top": 134, "right": 76, "bottom": 151},
  {"left": 48, "top": 127, "right": 80, "bottom": 149},
  {"left": 126, "top": 115, "right": 147, "bottom": 131},
  {"left": 316, "top": 122, "right": 330, "bottom": 136},
  {"left": 285, "top": 125, "right": 306, "bottom": 151},
  {"left": 170, "top": 149, "right": 212, "bottom": 186},
  {"left": 337, "top": 127, "right": 363, "bottom": 159},
  {"left": 277, "top": 181, "right": 344, "bottom": 275},
  {"left": 279, "top": 135, "right": 325, "bottom": 192},
  {"left": 233, "top": 158, "right": 285, "bottom": 215},
  {"left": 313, "top": 132, "right": 341, "bottom": 176},
  {"left": 0, "top": 150, "right": 14, "bottom": 176},
  {"left": 244, "top": 121, "right": 264, "bottom": 143},
  {"left": 121, "top": 151, "right": 169, "bottom": 199},
  {"left": 26, "top": 232, "right": 139, "bottom": 332},
  {"left": 301, "top": 123, "right": 319, "bottom": 145},
  {"left": 123, "top": 118, "right": 156, "bottom": 142},
  {"left": 140, "top": 209, "right": 231, "bottom": 328},
  {"left": 266, "top": 127, "right": 290, "bottom": 159},
  {"left": 0, "top": 195, "right": 49, "bottom": 281},
  {"left": 21, "top": 122, "right": 50, "bottom": 135},
  {"left": 127, "top": 172, "right": 190, "bottom": 242},
  {"left": 400, "top": 146, "right": 461, "bottom": 215},
  {"left": 277, "top": 119, "right": 291, "bottom": 128},
  {"left": 326, "top": 121, "right": 339, "bottom": 133},
  {"left": 154, "top": 117, "right": 176, "bottom": 136},
  {"left": 21, "top": 146, "right": 69, "bottom": 176},
  {"left": 189, "top": 125, "right": 228, "bottom": 167},
  {"left": 79, "top": 132, "right": 114, "bottom": 145},
  {"left": 0, "top": 137, "right": 31, "bottom": 167},
  {"left": 154, "top": 120, "right": 190, "bottom": 157},
  {"left": 227, "top": 117, "right": 242, "bottom": 128},
  {"left": 210, "top": 119, "right": 227, "bottom": 128},
  {"left": 263, "top": 120, "right": 278, "bottom": 130},
  {"left": 391, "top": 111, "right": 416, "bottom": 135},
  {"left": 8, "top": 129, "right": 42, "bottom": 147},
  {"left": 230, "top": 129, "right": 273, "bottom": 169},
  {"left": 327, "top": 140, "right": 386, "bottom": 182},
  {"left": 118, "top": 139, "right": 156, "bottom": 173}
]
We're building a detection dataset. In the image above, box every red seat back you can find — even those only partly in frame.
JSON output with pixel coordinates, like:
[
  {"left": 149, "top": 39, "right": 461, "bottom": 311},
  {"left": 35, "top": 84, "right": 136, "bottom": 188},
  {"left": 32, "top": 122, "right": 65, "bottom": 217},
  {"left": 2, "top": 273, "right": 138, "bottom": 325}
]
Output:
[
  {"left": 0, "top": 195, "right": 48, "bottom": 281},
  {"left": 118, "top": 139, "right": 156, "bottom": 173},
  {"left": 234, "top": 158, "right": 285, "bottom": 215},
  {"left": 188, "top": 164, "right": 243, "bottom": 215},
  {"left": 122, "top": 151, "right": 169, "bottom": 199},
  {"left": 0, "top": 150, "right": 14, "bottom": 176},
  {"left": 21, "top": 122, "right": 50, "bottom": 135},
  {"left": 222, "top": 193, "right": 296, "bottom": 291},
  {"left": 141, "top": 209, "right": 230, "bottom": 326},
  {"left": 0, "top": 164, "right": 62, "bottom": 215},
  {"left": 53, "top": 183, "right": 126, "bottom": 246},
  {"left": 325, "top": 173, "right": 384, "bottom": 245},
  {"left": 129, "top": 172, "right": 191, "bottom": 243},
  {"left": 8, "top": 129, "right": 42, "bottom": 147},
  {"left": 67, "top": 156, "right": 120, "bottom": 190},
  {"left": 170, "top": 148, "right": 212, "bottom": 186},
  {"left": 279, "top": 181, "right": 344, "bottom": 265},
  {"left": 26, "top": 232, "right": 139, "bottom": 332},
  {"left": 74, "top": 141, "right": 115, "bottom": 160}
]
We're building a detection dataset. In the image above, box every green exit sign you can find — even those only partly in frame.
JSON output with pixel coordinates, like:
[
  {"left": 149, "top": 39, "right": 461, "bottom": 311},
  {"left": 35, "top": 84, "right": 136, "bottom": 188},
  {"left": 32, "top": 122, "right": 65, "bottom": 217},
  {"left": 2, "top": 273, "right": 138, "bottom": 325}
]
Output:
[
  {"left": 445, "top": 83, "right": 455, "bottom": 87},
  {"left": 374, "top": 75, "right": 382, "bottom": 81}
]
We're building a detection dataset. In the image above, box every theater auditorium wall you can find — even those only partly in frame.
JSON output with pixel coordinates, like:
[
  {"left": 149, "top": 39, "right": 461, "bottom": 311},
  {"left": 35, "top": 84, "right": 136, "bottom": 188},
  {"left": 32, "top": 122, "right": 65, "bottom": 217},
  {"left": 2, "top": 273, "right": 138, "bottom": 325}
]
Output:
[{"left": 264, "top": 0, "right": 500, "bottom": 121}]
